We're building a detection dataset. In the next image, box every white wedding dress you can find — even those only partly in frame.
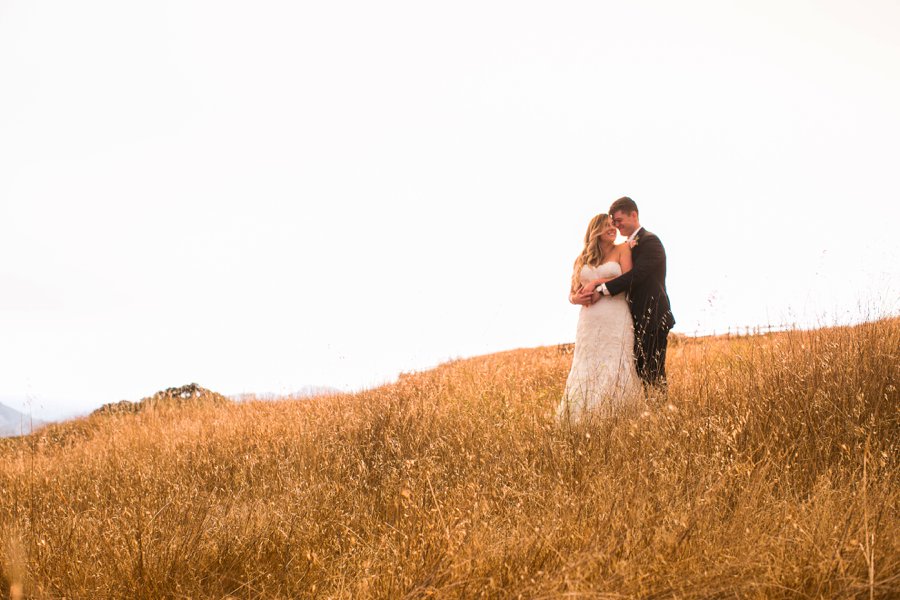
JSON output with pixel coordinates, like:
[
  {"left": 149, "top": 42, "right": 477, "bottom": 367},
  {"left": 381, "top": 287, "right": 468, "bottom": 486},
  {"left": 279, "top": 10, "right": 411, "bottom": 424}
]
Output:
[{"left": 558, "top": 262, "right": 642, "bottom": 421}]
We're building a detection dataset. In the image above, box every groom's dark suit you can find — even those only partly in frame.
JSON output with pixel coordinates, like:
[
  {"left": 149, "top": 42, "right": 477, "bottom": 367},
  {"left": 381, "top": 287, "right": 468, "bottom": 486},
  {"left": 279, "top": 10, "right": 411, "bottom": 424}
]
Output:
[{"left": 604, "top": 228, "right": 674, "bottom": 386}]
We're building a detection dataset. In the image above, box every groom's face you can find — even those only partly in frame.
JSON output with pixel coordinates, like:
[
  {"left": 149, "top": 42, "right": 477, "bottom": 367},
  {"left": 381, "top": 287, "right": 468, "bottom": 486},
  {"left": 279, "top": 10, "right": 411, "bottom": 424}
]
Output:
[{"left": 611, "top": 210, "right": 639, "bottom": 237}]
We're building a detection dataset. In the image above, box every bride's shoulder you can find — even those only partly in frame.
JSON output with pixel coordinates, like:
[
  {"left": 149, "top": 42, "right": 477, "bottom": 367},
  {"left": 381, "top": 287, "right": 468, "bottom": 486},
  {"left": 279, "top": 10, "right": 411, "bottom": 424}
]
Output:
[
  {"left": 613, "top": 242, "right": 632, "bottom": 271},
  {"left": 614, "top": 242, "right": 632, "bottom": 255}
]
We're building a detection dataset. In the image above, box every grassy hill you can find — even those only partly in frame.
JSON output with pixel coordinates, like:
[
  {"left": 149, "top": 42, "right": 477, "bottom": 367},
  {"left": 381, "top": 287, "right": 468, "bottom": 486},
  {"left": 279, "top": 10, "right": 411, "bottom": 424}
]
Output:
[{"left": 1, "top": 319, "right": 898, "bottom": 599}]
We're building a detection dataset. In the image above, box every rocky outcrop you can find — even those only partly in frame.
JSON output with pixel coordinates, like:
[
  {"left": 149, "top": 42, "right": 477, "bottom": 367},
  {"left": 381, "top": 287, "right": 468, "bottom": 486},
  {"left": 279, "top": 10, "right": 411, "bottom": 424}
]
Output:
[{"left": 92, "top": 383, "right": 230, "bottom": 417}]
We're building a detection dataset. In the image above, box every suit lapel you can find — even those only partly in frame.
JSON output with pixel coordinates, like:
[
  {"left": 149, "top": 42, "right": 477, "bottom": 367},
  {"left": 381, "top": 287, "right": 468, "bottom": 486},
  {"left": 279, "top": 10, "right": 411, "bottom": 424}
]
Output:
[{"left": 631, "top": 227, "right": 645, "bottom": 254}]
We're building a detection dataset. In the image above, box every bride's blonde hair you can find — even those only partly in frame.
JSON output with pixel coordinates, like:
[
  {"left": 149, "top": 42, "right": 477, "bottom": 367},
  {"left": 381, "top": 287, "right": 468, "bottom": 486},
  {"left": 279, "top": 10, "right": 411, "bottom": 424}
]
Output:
[{"left": 571, "top": 213, "right": 610, "bottom": 293}]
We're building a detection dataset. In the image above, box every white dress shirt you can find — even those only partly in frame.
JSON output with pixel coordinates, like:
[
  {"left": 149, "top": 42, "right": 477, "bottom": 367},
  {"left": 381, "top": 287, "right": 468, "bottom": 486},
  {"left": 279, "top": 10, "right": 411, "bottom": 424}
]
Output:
[{"left": 597, "top": 226, "right": 642, "bottom": 296}]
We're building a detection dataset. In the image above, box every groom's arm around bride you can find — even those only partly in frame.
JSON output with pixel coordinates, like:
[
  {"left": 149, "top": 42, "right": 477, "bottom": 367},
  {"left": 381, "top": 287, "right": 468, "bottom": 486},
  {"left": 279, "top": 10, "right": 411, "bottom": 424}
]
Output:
[{"left": 601, "top": 230, "right": 667, "bottom": 305}]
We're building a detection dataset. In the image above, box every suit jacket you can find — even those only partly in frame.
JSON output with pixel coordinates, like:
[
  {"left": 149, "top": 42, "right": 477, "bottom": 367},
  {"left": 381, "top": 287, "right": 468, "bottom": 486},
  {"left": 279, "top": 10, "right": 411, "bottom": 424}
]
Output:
[{"left": 605, "top": 228, "right": 675, "bottom": 333}]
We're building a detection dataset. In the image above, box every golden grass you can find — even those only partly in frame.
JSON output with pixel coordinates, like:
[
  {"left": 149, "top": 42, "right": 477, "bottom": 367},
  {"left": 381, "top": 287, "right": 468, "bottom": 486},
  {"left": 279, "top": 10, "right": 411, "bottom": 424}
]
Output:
[{"left": 1, "top": 318, "right": 898, "bottom": 598}]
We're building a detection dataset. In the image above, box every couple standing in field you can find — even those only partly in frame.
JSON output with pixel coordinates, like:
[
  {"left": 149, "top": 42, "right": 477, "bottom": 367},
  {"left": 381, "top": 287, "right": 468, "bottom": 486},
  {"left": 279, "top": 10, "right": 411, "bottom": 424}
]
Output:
[{"left": 558, "top": 196, "right": 675, "bottom": 421}]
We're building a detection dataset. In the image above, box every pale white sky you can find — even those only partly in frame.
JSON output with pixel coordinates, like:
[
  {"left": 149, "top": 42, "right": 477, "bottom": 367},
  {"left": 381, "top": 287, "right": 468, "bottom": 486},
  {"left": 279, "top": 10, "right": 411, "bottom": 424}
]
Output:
[{"left": 2, "top": 0, "right": 898, "bottom": 419}]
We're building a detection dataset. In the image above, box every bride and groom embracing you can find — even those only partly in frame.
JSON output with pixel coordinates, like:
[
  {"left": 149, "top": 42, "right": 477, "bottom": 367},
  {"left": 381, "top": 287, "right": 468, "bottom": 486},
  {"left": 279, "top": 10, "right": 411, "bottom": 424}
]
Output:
[{"left": 558, "top": 196, "right": 675, "bottom": 421}]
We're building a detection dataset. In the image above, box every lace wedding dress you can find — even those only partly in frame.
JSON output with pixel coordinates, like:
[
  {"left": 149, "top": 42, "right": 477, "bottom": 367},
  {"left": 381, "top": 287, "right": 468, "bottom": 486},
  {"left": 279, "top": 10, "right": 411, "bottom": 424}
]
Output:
[{"left": 558, "top": 262, "right": 642, "bottom": 421}]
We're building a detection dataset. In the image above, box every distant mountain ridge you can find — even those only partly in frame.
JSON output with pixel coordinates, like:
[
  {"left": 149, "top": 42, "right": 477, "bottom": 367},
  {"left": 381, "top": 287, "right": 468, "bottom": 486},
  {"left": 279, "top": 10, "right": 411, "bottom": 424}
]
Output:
[
  {"left": 231, "top": 385, "right": 343, "bottom": 402},
  {"left": 289, "top": 385, "right": 343, "bottom": 398},
  {"left": 0, "top": 401, "right": 47, "bottom": 437}
]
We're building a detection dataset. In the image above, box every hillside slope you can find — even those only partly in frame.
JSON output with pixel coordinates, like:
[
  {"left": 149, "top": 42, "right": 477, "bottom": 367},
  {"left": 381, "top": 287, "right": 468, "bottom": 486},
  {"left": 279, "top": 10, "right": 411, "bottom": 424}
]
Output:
[{"left": 1, "top": 319, "right": 898, "bottom": 598}]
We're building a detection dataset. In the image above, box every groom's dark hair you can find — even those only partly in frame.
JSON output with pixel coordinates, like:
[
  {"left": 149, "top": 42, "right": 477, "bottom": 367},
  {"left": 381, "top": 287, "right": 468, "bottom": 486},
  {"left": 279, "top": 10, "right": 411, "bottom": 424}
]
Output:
[{"left": 609, "top": 196, "right": 638, "bottom": 215}]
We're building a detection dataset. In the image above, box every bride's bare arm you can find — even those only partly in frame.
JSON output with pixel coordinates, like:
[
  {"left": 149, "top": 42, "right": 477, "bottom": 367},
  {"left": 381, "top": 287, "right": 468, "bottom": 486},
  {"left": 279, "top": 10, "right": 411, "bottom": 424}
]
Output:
[
  {"left": 572, "top": 281, "right": 603, "bottom": 305},
  {"left": 618, "top": 243, "right": 633, "bottom": 274},
  {"left": 570, "top": 284, "right": 589, "bottom": 305}
]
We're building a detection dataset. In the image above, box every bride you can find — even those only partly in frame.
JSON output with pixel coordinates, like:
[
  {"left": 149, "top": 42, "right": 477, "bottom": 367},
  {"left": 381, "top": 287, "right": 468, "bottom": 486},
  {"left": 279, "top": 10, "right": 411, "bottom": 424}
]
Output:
[{"left": 558, "top": 213, "right": 642, "bottom": 421}]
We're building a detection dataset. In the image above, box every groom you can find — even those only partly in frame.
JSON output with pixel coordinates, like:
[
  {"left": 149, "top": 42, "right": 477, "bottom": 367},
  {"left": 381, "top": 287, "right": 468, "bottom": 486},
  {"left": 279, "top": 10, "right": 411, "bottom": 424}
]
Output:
[{"left": 579, "top": 197, "right": 675, "bottom": 388}]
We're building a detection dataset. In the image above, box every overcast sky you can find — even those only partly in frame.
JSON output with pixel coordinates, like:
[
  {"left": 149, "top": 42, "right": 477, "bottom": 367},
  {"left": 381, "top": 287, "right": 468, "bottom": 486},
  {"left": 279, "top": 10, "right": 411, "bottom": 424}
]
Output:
[{"left": 2, "top": 0, "right": 898, "bottom": 419}]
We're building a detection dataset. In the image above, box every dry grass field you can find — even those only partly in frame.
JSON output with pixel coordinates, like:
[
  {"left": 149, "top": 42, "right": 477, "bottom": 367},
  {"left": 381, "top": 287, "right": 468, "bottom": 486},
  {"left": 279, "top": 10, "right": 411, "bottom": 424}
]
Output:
[{"left": 1, "top": 318, "right": 898, "bottom": 599}]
